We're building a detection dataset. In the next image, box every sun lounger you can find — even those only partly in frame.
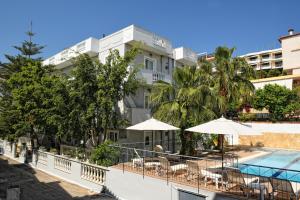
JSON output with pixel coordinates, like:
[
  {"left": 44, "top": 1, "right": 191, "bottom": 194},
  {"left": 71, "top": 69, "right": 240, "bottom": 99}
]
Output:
[
  {"left": 186, "top": 160, "right": 223, "bottom": 189},
  {"left": 270, "top": 178, "right": 300, "bottom": 200},
  {"left": 201, "top": 169, "right": 223, "bottom": 189},
  {"left": 225, "top": 167, "right": 267, "bottom": 198},
  {"left": 157, "top": 156, "right": 187, "bottom": 177},
  {"left": 132, "top": 148, "right": 161, "bottom": 169},
  {"left": 132, "top": 148, "right": 143, "bottom": 168}
]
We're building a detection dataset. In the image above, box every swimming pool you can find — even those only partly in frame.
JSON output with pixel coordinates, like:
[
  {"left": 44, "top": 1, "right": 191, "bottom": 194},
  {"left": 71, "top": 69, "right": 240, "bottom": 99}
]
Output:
[{"left": 238, "top": 150, "right": 300, "bottom": 182}]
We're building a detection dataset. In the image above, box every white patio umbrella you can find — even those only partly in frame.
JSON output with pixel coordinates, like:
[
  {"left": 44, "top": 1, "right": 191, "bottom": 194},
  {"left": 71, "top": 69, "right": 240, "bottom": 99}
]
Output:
[
  {"left": 127, "top": 118, "right": 179, "bottom": 150},
  {"left": 186, "top": 116, "right": 262, "bottom": 168}
]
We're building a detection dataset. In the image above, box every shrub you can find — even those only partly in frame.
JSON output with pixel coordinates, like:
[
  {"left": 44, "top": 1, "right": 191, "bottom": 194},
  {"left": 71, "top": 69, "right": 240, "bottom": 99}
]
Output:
[
  {"left": 39, "top": 146, "right": 47, "bottom": 151},
  {"left": 90, "top": 141, "right": 120, "bottom": 167},
  {"left": 267, "top": 69, "right": 282, "bottom": 78},
  {"left": 49, "top": 148, "right": 58, "bottom": 154},
  {"left": 238, "top": 113, "right": 256, "bottom": 122}
]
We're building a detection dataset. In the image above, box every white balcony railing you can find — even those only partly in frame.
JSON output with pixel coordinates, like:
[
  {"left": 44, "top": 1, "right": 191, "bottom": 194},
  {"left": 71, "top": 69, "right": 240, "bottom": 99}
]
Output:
[
  {"left": 54, "top": 156, "right": 72, "bottom": 173},
  {"left": 140, "top": 70, "right": 172, "bottom": 84},
  {"left": 37, "top": 151, "right": 48, "bottom": 165},
  {"left": 274, "top": 65, "right": 283, "bottom": 69},
  {"left": 5, "top": 142, "right": 12, "bottom": 153},
  {"left": 81, "top": 163, "right": 107, "bottom": 184},
  {"left": 261, "top": 65, "right": 271, "bottom": 70},
  {"left": 43, "top": 37, "right": 99, "bottom": 67}
]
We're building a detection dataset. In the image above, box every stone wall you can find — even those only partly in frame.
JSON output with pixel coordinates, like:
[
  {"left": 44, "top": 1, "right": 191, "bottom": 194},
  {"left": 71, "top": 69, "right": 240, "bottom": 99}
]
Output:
[{"left": 239, "top": 132, "right": 300, "bottom": 150}]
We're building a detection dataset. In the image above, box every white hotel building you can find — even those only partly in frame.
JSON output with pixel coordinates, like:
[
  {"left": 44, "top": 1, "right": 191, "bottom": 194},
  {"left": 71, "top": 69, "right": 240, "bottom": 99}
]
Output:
[
  {"left": 241, "top": 29, "right": 300, "bottom": 90},
  {"left": 43, "top": 25, "right": 300, "bottom": 148},
  {"left": 43, "top": 25, "right": 198, "bottom": 150}
]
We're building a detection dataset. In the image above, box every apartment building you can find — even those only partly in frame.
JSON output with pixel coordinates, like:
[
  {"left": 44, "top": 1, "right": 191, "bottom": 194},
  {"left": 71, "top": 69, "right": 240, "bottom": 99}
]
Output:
[
  {"left": 240, "top": 29, "right": 300, "bottom": 90},
  {"left": 241, "top": 48, "right": 283, "bottom": 71},
  {"left": 43, "top": 25, "right": 198, "bottom": 151}
]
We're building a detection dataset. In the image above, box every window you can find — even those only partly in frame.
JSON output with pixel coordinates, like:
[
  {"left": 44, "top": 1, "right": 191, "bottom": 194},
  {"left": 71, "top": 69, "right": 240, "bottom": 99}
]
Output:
[
  {"left": 261, "top": 54, "right": 270, "bottom": 60},
  {"left": 261, "top": 62, "right": 270, "bottom": 67},
  {"left": 145, "top": 136, "right": 150, "bottom": 146},
  {"left": 249, "top": 56, "right": 257, "bottom": 61},
  {"left": 144, "top": 93, "right": 149, "bottom": 109},
  {"left": 274, "top": 53, "right": 282, "bottom": 59},
  {"left": 108, "top": 130, "right": 119, "bottom": 142},
  {"left": 275, "top": 61, "right": 283, "bottom": 67},
  {"left": 144, "top": 57, "right": 155, "bottom": 70},
  {"left": 119, "top": 131, "right": 127, "bottom": 139}
]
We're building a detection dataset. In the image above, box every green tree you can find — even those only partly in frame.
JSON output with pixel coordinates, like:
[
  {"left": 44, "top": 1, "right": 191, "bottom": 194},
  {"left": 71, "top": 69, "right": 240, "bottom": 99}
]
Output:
[
  {"left": 90, "top": 141, "right": 120, "bottom": 167},
  {"left": 150, "top": 66, "right": 216, "bottom": 155},
  {"left": 253, "top": 84, "right": 299, "bottom": 121},
  {"left": 0, "top": 30, "right": 45, "bottom": 140},
  {"left": 7, "top": 61, "right": 69, "bottom": 146},
  {"left": 211, "top": 47, "right": 255, "bottom": 115},
  {"left": 201, "top": 47, "right": 255, "bottom": 148},
  {"left": 97, "top": 48, "right": 140, "bottom": 141},
  {"left": 0, "top": 30, "right": 44, "bottom": 80},
  {"left": 68, "top": 48, "right": 140, "bottom": 146},
  {"left": 68, "top": 54, "right": 99, "bottom": 146}
]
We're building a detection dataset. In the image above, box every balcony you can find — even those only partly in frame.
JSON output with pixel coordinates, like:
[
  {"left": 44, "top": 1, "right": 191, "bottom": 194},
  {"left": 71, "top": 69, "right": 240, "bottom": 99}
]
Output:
[
  {"left": 43, "top": 37, "right": 99, "bottom": 69},
  {"left": 173, "top": 47, "right": 198, "bottom": 66},
  {"left": 140, "top": 69, "right": 172, "bottom": 84},
  {"left": 261, "top": 57, "right": 271, "bottom": 62},
  {"left": 260, "top": 62, "right": 271, "bottom": 70},
  {"left": 99, "top": 25, "right": 173, "bottom": 56},
  {"left": 248, "top": 59, "right": 259, "bottom": 64}
]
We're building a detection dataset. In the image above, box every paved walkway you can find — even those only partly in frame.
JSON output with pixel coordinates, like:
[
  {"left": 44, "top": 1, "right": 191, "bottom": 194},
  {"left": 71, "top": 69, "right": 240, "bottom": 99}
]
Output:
[{"left": 0, "top": 156, "right": 115, "bottom": 200}]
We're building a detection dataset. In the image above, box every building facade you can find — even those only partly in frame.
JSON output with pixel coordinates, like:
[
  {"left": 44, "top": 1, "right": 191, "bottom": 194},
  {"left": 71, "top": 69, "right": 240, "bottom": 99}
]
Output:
[
  {"left": 241, "top": 48, "right": 283, "bottom": 71},
  {"left": 240, "top": 29, "right": 300, "bottom": 90},
  {"left": 43, "top": 25, "right": 198, "bottom": 151}
]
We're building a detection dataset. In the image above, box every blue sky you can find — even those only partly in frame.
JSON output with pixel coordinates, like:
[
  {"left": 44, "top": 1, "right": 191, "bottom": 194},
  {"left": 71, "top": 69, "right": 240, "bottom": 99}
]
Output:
[{"left": 1, "top": 0, "right": 300, "bottom": 61}]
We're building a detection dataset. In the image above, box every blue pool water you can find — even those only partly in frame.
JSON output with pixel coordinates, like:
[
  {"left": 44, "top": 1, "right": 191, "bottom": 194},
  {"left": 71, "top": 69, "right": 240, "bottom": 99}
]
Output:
[{"left": 238, "top": 151, "right": 300, "bottom": 182}]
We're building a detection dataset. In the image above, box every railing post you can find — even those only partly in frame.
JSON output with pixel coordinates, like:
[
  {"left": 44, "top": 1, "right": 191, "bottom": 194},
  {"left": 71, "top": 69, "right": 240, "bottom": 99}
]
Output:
[
  {"left": 167, "top": 163, "right": 169, "bottom": 185},
  {"left": 197, "top": 173, "right": 200, "bottom": 194},
  {"left": 122, "top": 149, "right": 125, "bottom": 173},
  {"left": 143, "top": 156, "right": 145, "bottom": 179}
]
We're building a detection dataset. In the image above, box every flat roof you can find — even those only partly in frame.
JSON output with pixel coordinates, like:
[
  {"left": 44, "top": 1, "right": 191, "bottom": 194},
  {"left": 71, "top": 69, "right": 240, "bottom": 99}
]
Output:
[
  {"left": 279, "top": 32, "right": 300, "bottom": 42},
  {"left": 240, "top": 48, "right": 282, "bottom": 57}
]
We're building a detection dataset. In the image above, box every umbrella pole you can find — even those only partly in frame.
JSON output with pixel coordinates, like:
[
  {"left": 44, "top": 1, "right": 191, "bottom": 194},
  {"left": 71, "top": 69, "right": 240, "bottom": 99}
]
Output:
[
  {"left": 221, "top": 135, "right": 224, "bottom": 170},
  {"left": 152, "top": 131, "right": 154, "bottom": 151}
]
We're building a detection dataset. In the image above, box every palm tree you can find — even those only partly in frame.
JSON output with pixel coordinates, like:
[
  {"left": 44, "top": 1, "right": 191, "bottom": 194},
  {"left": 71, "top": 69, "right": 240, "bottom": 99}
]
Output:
[
  {"left": 150, "top": 66, "right": 216, "bottom": 155},
  {"left": 203, "top": 46, "right": 255, "bottom": 148}
]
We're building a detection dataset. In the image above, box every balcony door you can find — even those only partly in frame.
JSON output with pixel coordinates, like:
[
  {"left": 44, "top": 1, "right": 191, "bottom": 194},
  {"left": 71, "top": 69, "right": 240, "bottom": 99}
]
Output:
[{"left": 144, "top": 56, "right": 156, "bottom": 71}]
